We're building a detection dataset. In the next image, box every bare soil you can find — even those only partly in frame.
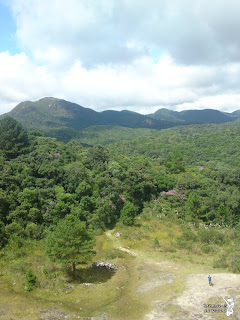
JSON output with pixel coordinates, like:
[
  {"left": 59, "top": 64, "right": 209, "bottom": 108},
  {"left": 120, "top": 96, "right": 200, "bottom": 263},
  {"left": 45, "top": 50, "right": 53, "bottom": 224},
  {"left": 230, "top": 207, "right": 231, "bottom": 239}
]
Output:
[{"left": 145, "top": 272, "right": 240, "bottom": 320}]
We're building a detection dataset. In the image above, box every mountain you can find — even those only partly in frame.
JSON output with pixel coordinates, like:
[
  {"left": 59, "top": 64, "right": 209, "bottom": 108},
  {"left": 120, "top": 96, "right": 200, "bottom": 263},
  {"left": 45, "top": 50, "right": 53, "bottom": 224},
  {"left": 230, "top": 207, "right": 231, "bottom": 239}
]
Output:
[
  {"left": 1, "top": 97, "right": 178, "bottom": 141},
  {"left": 2, "top": 97, "right": 240, "bottom": 142},
  {"left": 149, "top": 108, "right": 240, "bottom": 124},
  {"left": 7, "top": 97, "right": 101, "bottom": 129},
  {"left": 148, "top": 108, "right": 185, "bottom": 123}
]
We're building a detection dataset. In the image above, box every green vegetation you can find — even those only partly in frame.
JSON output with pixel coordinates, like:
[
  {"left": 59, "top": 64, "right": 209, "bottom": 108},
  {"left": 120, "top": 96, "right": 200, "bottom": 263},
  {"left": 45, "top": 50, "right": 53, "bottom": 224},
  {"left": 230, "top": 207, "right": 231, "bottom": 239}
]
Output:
[
  {"left": 2, "top": 97, "right": 176, "bottom": 142},
  {"left": 3, "top": 97, "right": 240, "bottom": 143},
  {"left": 25, "top": 269, "right": 37, "bottom": 291},
  {"left": 45, "top": 214, "right": 95, "bottom": 271},
  {"left": 1, "top": 115, "right": 240, "bottom": 318},
  {"left": 0, "top": 116, "right": 29, "bottom": 159},
  {"left": 149, "top": 107, "right": 240, "bottom": 123}
]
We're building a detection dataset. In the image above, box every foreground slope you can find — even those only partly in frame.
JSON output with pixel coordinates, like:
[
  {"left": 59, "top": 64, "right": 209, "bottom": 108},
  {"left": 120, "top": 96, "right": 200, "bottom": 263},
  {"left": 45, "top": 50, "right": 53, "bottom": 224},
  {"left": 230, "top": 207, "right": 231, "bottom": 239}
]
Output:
[{"left": 1, "top": 222, "right": 240, "bottom": 320}]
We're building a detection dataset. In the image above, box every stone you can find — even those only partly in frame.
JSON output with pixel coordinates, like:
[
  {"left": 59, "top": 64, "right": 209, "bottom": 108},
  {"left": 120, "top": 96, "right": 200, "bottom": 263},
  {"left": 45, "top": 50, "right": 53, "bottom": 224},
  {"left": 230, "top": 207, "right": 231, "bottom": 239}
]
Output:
[{"left": 92, "top": 261, "right": 118, "bottom": 271}]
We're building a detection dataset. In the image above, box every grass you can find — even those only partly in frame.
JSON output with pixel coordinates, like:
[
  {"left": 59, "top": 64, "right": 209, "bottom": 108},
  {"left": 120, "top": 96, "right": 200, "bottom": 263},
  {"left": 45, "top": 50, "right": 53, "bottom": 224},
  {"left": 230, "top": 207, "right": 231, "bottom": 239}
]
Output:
[{"left": 0, "top": 218, "right": 239, "bottom": 319}]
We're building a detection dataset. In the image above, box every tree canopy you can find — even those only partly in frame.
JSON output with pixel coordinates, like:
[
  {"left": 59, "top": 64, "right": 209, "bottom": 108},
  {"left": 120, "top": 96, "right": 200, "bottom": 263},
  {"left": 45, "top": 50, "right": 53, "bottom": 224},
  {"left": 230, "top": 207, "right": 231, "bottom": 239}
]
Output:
[
  {"left": 0, "top": 116, "right": 29, "bottom": 159},
  {"left": 45, "top": 214, "right": 95, "bottom": 271}
]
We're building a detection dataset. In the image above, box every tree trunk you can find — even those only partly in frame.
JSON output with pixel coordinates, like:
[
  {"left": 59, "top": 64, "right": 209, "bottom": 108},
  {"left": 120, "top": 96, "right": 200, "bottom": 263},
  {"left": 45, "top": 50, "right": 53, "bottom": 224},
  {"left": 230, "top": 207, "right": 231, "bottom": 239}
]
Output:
[{"left": 72, "top": 262, "right": 76, "bottom": 272}]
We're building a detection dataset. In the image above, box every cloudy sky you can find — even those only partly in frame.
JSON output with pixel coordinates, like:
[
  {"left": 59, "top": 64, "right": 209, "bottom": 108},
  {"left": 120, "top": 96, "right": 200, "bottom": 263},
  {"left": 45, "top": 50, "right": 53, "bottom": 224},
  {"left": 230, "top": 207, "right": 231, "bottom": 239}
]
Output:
[{"left": 1, "top": 0, "right": 240, "bottom": 115}]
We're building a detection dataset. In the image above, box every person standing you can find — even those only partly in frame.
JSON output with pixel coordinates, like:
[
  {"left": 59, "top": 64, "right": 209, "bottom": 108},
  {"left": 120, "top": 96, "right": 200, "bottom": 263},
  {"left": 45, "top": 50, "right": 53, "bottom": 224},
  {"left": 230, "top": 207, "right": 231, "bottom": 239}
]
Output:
[{"left": 208, "top": 275, "right": 212, "bottom": 286}]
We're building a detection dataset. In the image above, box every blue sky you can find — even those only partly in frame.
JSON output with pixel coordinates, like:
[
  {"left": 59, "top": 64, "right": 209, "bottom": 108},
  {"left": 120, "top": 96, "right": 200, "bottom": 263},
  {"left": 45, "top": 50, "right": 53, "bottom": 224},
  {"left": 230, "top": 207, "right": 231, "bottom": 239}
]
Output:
[
  {"left": 1, "top": 0, "right": 240, "bottom": 115},
  {"left": 0, "top": 1, "right": 17, "bottom": 53}
]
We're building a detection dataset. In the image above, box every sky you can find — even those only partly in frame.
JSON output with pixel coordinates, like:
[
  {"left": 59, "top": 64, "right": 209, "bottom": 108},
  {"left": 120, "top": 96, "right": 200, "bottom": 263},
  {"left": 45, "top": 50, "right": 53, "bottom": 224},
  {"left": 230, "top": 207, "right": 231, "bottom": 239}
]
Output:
[{"left": 1, "top": 0, "right": 240, "bottom": 115}]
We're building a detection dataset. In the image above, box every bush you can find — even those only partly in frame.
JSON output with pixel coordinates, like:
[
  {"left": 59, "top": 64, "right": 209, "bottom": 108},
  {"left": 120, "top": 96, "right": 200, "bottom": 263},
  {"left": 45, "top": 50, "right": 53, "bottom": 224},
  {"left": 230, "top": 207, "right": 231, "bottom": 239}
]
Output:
[
  {"left": 25, "top": 269, "right": 37, "bottom": 291},
  {"left": 213, "top": 254, "right": 228, "bottom": 269},
  {"left": 177, "top": 239, "right": 193, "bottom": 250},
  {"left": 177, "top": 228, "right": 197, "bottom": 250},
  {"left": 180, "top": 229, "right": 198, "bottom": 242},
  {"left": 201, "top": 244, "right": 214, "bottom": 254},
  {"left": 25, "top": 223, "right": 41, "bottom": 240},
  {"left": 106, "top": 249, "right": 123, "bottom": 259},
  {"left": 229, "top": 254, "right": 240, "bottom": 273},
  {"left": 153, "top": 238, "right": 160, "bottom": 247},
  {"left": 120, "top": 202, "right": 138, "bottom": 226},
  {"left": 198, "top": 228, "right": 226, "bottom": 245}
]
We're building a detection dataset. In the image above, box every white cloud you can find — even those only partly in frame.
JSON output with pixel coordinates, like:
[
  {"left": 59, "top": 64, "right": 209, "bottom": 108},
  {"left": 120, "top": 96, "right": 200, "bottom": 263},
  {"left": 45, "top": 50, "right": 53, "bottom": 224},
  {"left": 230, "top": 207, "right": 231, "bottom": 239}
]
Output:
[
  {"left": 1, "top": 50, "right": 240, "bottom": 115},
  {"left": 10, "top": 0, "right": 240, "bottom": 66},
  {"left": 175, "top": 94, "right": 240, "bottom": 112},
  {"left": 1, "top": 0, "right": 240, "bottom": 115}
]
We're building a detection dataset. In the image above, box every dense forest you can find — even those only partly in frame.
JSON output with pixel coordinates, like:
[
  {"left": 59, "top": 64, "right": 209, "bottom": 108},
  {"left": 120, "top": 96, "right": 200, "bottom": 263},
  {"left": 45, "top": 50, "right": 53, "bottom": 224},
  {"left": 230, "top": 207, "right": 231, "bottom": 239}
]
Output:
[
  {"left": 2, "top": 115, "right": 240, "bottom": 318},
  {"left": 1, "top": 116, "right": 240, "bottom": 241},
  {"left": 1, "top": 116, "right": 240, "bottom": 278}
]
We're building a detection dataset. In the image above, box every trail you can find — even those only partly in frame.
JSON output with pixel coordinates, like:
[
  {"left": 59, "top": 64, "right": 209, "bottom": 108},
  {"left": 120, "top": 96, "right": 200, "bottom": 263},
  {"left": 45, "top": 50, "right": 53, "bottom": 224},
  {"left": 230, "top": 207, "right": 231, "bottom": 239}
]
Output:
[
  {"left": 106, "top": 230, "right": 240, "bottom": 320},
  {"left": 145, "top": 273, "right": 240, "bottom": 320},
  {"left": 106, "top": 231, "right": 139, "bottom": 256}
]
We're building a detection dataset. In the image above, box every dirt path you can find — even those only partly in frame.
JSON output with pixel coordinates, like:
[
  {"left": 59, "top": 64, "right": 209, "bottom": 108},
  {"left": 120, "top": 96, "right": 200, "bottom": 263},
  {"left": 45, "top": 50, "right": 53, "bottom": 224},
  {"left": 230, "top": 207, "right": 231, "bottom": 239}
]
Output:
[
  {"left": 106, "top": 230, "right": 240, "bottom": 319},
  {"left": 175, "top": 273, "right": 240, "bottom": 319},
  {"left": 145, "top": 273, "right": 240, "bottom": 320},
  {"left": 106, "top": 231, "right": 138, "bottom": 256}
]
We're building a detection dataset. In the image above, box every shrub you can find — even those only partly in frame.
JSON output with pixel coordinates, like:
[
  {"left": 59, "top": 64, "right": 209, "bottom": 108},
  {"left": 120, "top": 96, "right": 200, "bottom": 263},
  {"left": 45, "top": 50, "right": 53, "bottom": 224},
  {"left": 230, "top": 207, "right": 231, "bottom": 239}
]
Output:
[
  {"left": 106, "top": 249, "right": 123, "bottom": 259},
  {"left": 153, "top": 237, "right": 160, "bottom": 247},
  {"left": 229, "top": 254, "right": 240, "bottom": 273},
  {"left": 25, "top": 269, "right": 37, "bottom": 291},
  {"left": 213, "top": 254, "right": 228, "bottom": 269},
  {"left": 120, "top": 202, "right": 138, "bottom": 226},
  {"left": 201, "top": 244, "right": 214, "bottom": 254},
  {"left": 198, "top": 228, "right": 225, "bottom": 245},
  {"left": 177, "top": 239, "right": 193, "bottom": 250},
  {"left": 180, "top": 229, "right": 198, "bottom": 242}
]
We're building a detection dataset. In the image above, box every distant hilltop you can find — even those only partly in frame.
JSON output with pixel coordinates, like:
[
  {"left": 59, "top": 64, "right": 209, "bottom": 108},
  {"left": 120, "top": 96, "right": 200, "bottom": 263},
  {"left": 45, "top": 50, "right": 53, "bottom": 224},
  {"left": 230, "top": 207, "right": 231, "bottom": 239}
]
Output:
[{"left": 1, "top": 97, "right": 240, "bottom": 141}]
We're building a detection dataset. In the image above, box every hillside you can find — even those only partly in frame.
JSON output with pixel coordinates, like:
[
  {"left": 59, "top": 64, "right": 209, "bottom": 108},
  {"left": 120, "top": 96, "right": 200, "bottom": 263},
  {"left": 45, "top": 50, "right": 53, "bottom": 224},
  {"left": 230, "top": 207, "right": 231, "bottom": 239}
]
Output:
[
  {"left": 2, "top": 97, "right": 240, "bottom": 143},
  {"left": 1, "top": 117, "right": 240, "bottom": 319},
  {"left": 106, "top": 120, "right": 240, "bottom": 167},
  {"left": 149, "top": 107, "right": 240, "bottom": 124},
  {"left": 2, "top": 98, "right": 177, "bottom": 141}
]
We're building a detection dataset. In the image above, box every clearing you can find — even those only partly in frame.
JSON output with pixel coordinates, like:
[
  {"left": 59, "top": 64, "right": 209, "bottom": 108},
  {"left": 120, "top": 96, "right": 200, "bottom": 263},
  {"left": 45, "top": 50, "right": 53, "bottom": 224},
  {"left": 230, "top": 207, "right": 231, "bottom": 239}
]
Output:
[{"left": 0, "top": 229, "right": 240, "bottom": 319}]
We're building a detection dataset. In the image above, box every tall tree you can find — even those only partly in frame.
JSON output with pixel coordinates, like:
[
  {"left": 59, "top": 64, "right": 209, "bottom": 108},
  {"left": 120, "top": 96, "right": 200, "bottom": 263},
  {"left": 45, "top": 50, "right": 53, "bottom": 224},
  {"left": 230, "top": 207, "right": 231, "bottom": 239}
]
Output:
[
  {"left": 120, "top": 201, "right": 138, "bottom": 226},
  {"left": 165, "top": 149, "right": 185, "bottom": 174},
  {"left": 45, "top": 214, "right": 95, "bottom": 271},
  {"left": 0, "top": 116, "right": 29, "bottom": 159}
]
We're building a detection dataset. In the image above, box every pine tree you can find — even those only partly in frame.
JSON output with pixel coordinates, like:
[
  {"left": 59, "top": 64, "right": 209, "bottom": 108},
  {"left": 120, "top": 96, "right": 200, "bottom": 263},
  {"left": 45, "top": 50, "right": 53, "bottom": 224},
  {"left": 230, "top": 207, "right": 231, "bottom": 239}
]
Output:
[
  {"left": 0, "top": 116, "right": 29, "bottom": 159},
  {"left": 45, "top": 214, "right": 95, "bottom": 271},
  {"left": 25, "top": 269, "right": 37, "bottom": 291}
]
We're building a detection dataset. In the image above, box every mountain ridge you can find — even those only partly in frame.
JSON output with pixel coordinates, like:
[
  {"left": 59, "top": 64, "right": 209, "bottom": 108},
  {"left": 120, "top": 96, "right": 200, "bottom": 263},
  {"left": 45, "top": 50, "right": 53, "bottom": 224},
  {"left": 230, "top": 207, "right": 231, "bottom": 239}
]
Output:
[
  {"left": 2, "top": 97, "right": 240, "bottom": 141},
  {"left": 148, "top": 107, "right": 240, "bottom": 123}
]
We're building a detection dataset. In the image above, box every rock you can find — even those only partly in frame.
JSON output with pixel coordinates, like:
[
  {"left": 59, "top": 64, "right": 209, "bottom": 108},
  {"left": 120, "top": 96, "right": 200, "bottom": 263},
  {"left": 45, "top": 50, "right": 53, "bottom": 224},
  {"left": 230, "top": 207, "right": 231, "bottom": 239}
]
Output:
[
  {"left": 92, "top": 261, "right": 118, "bottom": 271},
  {"left": 65, "top": 285, "right": 72, "bottom": 290},
  {"left": 82, "top": 283, "right": 94, "bottom": 288},
  {"left": 114, "top": 232, "right": 121, "bottom": 237},
  {"left": 40, "top": 307, "right": 70, "bottom": 319}
]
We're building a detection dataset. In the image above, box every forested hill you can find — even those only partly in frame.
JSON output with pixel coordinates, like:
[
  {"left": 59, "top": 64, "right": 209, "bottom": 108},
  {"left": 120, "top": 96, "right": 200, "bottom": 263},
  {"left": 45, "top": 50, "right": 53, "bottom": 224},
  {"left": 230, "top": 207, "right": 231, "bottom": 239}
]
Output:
[
  {"left": 2, "top": 97, "right": 240, "bottom": 142},
  {"left": 2, "top": 97, "right": 177, "bottom": 137},
  {"left": 1, "top": 115, "right": 240, "bottom": 243},
  {"left": 148, "top": 108, "right": 240, "bottom": 123},
  {"left": 106, "top": 120, "right": 240, "bottom": 167}
]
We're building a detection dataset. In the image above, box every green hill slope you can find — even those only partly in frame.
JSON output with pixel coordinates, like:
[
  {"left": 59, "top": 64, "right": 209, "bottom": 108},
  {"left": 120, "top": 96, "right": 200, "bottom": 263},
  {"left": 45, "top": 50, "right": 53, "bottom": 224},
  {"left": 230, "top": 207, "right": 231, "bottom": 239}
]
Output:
[
  {"left": 3, "top": 97, "right": 240, "bottom": 143},
  {"left": 149, "top": 108, "right": 240, "bottom": 124},
  {"left": 2, "top": 98, "right": 177, "bottom": 141},
  {"left": 106, "top": 120, "right": 240, "bottom": 166}
]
